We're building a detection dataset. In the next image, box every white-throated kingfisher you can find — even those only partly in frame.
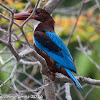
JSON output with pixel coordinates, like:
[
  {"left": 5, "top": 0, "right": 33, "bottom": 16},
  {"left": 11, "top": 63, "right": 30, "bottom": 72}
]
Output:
[{"left": 14, "top": 8, "right": 82, "bottom": 89}]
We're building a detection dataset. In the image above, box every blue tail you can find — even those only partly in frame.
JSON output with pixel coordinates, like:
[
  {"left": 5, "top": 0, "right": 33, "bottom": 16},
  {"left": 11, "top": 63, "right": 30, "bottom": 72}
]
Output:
[{"left": 65, "top": 68, "right": 83, "bottom": 90}]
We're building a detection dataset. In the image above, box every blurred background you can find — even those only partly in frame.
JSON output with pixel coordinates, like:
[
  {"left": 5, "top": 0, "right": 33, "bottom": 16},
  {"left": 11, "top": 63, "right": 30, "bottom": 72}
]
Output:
[{"left": 0, "top": 0, "right": 100, "bottom": 100}]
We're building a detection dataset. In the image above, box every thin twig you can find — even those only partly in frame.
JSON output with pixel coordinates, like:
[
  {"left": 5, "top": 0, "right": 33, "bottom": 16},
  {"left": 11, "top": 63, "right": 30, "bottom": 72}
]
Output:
[
  {"left": 95, "top": 0, "right": 100, "bottom": 10},
  {"left": 67, "top": 0, "right": 85, "bottom": 46},
  {"left": 77, "top": 36, "right": 100, "bottom": 72},
  {"left": 84, "top": 86, "right": 95, "bottom": 99},
  {"left": 0, "top": 2, "right": 13, "bottom": 13},
  {"left": 0, "top": 61, "right": 17, "bottom": 88},
  {"left": 21, "top": 0, "right": 41, "bottom": 27},
  {"left": 0, "top": 13, "right": 20, "bottom": 27},
  {"left": 0, "top": 80, "right": 19, "bottom": 94},
  {"left": 65, "top": 83, "right": 72, "bottom": 100},
  {"left": 8, "top": 8, "right": 15, "bottom": 43},
  {"left": 23, "top": 0, "right": 32, "bottom": 12}
]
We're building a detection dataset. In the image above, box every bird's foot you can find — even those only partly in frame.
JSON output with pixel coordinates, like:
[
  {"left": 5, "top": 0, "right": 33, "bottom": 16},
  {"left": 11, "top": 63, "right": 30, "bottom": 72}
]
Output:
[
  {"left": 48, "top": 68, "right": 56, "bottom": 76},
  {"left": 47, "top": 77, "right": 52, "bottom": 82},
  {"left": 40, "top": 70, "right": 52, "bottom": 82},
  {"left": 40, "top": 69, "right": 51, "bottom": 75},
  {"left": 51, "top": 72, "right": 56, "bottom": 76},
  {"left": 40, "top": 70, "right": 43, "bottom": 74}
]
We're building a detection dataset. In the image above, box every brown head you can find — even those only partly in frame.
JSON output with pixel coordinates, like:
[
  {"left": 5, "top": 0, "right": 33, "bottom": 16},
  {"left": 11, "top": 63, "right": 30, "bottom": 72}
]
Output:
[{"left": 14, "top": 8, "right": 53, "bottom": 23}]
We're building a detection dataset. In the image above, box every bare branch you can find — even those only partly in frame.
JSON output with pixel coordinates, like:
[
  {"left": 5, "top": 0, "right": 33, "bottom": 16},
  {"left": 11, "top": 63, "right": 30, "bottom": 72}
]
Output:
[
  {"left": 95, "top": 0, "right": 100, "bottom": 10},
  {"left": 0, "top": 61, "right": 17, "bottom": 88},
  {"left": 21, "top": 0, "right": 41, "bottom": 27},
  {"left": 67, "top": 0, "right": 85, "bottom": 46},
  {"left": 77, "top": 36, "right": 100, "bottom": 72},
  {"left": 43, "top": 0, "right": 65, "bottom": 14},
  {"left": 0, "top": 2, "right": 13, "bottom": 13},
  {"left": 23, "top": 0, "right": 32, "bottom": 12},
  {"left": 8, "top": 44, "right": 20, "bottom": 61},
  {"left": 74, "top": 85, "right": 84, "bottom": 100},
  {"left": 0, "top": 39, "right": 8, "bottom": 46},
  {"left": 0, "top": 13, "right": 20, "bottom": 27},
  {"left": 8, "top": 8, "right": 15, "bottom": 43},
  {"left": 54, "top": 76, "right": 100, "bottom": 86},
  {"left": 19, "top": 59, "right": 40, "bottom": 66},
  {"left": 65, "top": 83, "right": 72, "bottom": 100},
  {"left": 0, "top": 80, "right": 19, "bottom": 94},
  {"left": 19, "top": 27, "right": 31, "bottom": 47},
  {"left": 43, "top": 79, "right": 56, "bottom": 100},
  {"left": 84, "top": 86, "right": 95, "bottom": 99}
]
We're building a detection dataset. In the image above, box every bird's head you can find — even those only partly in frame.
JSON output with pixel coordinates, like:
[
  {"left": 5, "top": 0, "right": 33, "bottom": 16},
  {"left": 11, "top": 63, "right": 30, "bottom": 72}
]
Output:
[{"left": 14, "top": 8, "right": 52, "bottom": 22}]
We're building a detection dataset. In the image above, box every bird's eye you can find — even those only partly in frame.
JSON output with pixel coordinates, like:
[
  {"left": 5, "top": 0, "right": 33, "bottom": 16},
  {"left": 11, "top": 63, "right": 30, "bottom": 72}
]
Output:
[{"left": 35, "top": 10, "right": 40, "bottom": 15}]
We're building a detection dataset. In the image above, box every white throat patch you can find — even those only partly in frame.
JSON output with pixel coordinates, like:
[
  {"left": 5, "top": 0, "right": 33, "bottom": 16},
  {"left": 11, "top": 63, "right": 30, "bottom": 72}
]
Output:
[{"left": 29, "top": 19, "right": 40, "bottom": 31}]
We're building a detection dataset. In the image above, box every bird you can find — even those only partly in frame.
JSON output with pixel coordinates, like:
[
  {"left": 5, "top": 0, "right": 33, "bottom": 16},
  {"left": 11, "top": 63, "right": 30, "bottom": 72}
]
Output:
[{"left": 14, "top": 8, "right": 83, "bottom": 89}]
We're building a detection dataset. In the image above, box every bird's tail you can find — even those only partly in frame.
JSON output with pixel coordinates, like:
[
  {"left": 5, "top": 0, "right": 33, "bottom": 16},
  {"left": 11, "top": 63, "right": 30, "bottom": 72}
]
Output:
[{"left": 65, "top": 68, "right": 83, "bottom": 90}]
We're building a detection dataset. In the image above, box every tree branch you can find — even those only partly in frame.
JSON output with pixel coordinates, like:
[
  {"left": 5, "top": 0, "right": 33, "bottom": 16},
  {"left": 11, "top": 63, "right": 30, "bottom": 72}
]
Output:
[
  {"left": 54, "top": 76, "right": 100, "bottom": 86},
  {"left": 67, "top": 0, "right": 85, "bottom": 46},
  {"left": 43, "top": 0, "right": 65, "bottom": 14}
]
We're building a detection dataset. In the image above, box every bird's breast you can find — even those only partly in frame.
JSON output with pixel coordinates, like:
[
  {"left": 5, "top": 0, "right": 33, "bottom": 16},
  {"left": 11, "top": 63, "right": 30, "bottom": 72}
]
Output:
[{"left": 34, "top": 44, "right": 57, "bottom": 72}]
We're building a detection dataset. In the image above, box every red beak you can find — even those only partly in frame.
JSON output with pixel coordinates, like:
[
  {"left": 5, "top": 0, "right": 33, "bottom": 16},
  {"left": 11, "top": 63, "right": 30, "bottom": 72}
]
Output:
[{"left": 14, "top": 12, "right": 34, "bottom": 20}]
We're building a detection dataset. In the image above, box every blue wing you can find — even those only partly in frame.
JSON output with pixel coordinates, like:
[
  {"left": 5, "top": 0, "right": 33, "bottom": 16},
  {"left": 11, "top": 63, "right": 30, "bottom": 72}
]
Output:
[
  {"left": 44, "top": 30, "right": 73, "bottom": 60},
  {"left": 34, "top": 32, "right": 76, "bottom": 72}
]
